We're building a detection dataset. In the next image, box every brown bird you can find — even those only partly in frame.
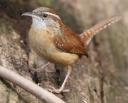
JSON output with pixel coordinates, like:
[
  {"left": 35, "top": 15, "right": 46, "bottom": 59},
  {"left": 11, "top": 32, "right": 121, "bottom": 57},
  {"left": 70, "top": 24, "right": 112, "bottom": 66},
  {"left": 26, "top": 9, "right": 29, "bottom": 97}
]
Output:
[{"left": 22, "top": 7, "right": 121, "bottom": 93}]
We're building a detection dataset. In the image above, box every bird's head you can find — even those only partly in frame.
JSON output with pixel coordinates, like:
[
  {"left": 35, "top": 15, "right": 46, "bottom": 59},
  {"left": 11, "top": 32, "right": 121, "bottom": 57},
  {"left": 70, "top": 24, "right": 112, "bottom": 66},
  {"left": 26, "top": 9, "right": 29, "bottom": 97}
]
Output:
[{"left": 22, "top": 7, "right": 61, "bottom": 29}]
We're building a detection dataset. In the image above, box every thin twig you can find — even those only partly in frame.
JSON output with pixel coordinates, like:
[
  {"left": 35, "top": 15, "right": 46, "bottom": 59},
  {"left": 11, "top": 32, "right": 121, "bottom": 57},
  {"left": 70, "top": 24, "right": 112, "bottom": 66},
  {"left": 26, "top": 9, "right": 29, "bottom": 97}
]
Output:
[{"left": 0, "top": 66, "right": 66, "bottom": 103}]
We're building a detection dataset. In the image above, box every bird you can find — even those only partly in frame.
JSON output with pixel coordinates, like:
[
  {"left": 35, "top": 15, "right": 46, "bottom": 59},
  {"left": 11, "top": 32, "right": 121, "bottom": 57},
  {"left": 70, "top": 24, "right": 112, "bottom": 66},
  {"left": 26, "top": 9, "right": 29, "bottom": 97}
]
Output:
[{"left": 22, "top": 7, "right": 121, "bottom": 93}]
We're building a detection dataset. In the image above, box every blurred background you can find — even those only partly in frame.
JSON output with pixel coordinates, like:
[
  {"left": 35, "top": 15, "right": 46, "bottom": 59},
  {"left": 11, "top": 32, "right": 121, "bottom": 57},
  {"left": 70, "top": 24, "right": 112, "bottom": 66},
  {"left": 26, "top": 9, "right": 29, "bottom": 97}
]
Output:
[{"left": 0, "top": 0, "right": 128, "bottom": 103}]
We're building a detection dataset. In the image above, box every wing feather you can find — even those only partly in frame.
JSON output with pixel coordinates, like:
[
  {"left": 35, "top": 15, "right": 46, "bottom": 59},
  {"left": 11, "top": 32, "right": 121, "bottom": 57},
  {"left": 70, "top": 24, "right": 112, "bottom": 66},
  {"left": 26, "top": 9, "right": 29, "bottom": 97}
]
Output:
[{"left": 54, "top": 24, "right": 86, "bottom": 55}]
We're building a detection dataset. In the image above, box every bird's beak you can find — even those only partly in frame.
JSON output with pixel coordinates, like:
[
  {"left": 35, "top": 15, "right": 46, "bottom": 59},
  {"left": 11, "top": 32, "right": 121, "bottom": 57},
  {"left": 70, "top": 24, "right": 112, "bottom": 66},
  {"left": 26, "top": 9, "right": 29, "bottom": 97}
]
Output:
[
  {"left": 22, "top": 12, "right": 40, "bottom": 19},
  {"left": 22, "top": 12, "right": 33, "bottom": 17}
]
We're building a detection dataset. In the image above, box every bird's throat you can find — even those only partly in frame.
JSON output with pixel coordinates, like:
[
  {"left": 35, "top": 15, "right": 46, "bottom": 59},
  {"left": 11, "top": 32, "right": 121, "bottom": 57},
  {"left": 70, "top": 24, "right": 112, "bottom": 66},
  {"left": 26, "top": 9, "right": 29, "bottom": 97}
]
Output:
[{"left": 32, "top": 18, "right": 46, "bottom": 29}]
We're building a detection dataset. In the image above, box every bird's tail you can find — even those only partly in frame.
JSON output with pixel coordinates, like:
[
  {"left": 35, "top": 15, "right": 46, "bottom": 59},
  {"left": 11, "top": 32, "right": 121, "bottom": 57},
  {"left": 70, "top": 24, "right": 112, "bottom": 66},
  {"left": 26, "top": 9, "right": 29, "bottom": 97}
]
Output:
[{"left": 79, "top": 16, "right": 121, "bottom": 45}]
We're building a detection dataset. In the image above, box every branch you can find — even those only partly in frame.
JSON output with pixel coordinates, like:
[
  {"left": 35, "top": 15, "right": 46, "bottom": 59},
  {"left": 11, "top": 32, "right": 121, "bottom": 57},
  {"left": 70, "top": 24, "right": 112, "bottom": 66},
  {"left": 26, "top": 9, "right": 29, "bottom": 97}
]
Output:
[{"left": 0, "top": 66, "right": 66, "bottom": 103}]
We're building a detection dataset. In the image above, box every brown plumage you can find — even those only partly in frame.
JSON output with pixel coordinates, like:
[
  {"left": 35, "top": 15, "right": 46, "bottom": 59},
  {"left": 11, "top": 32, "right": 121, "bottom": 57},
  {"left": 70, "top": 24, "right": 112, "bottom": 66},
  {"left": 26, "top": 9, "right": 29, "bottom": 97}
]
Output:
[
  {"left": 54, "top": 16, "right": 121, "bottom": 56},
  {"left": 54, "top": 22, "right": 86, "bottom": 55}
]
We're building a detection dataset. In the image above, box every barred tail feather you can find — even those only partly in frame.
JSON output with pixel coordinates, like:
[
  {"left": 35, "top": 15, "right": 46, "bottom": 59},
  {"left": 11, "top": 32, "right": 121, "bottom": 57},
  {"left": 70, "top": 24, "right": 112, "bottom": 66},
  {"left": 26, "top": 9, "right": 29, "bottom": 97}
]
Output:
[{"left": 80, "top": 16, "right": 121, "bottom": 45}]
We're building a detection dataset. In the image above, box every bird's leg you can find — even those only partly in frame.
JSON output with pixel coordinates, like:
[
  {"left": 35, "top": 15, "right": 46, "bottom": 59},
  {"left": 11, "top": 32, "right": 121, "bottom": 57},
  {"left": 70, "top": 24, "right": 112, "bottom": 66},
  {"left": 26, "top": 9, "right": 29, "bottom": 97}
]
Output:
[{"left": 49, "top": 66, "right": 72, "bottom": 93}]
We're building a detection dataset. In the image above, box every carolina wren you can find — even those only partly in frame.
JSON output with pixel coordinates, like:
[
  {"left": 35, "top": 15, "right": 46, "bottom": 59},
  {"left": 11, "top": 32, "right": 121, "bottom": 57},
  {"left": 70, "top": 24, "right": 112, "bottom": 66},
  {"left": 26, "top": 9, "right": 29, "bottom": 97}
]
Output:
[{"left": 22, "top": 7, "right": 121, "bottom": 93}]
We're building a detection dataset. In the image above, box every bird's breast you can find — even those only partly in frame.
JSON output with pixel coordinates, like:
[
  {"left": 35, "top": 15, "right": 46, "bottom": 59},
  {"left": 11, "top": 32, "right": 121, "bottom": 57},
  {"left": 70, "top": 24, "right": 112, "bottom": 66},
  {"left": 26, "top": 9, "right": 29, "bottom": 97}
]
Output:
[{"left": 28, "top": 27, "right": 79, "bottom": 65}]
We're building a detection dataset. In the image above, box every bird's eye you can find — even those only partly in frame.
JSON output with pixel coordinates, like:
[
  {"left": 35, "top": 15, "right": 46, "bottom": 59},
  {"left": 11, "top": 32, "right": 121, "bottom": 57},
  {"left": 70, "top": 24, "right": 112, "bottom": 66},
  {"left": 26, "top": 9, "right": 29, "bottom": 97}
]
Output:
[{"left": 42, "top": 13, "right": 48, "bottom": 18}]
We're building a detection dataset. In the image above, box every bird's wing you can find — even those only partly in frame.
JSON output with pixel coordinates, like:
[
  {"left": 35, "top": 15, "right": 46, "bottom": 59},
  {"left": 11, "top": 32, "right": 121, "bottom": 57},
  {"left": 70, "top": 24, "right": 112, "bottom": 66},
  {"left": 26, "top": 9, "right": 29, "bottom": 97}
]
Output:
[
  {"left": 79, "top": 16, "right": 121, "bottom": 46},
  {"left": 54, "top": 25, "right": 86, "bottom": 55}
]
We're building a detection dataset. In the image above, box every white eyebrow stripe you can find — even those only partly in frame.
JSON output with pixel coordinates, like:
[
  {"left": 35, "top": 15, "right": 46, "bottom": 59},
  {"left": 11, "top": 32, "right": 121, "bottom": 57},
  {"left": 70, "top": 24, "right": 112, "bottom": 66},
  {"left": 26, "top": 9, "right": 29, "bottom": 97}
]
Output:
[{"left": 44, "top": 12, "right": 61, "bottom": 20}]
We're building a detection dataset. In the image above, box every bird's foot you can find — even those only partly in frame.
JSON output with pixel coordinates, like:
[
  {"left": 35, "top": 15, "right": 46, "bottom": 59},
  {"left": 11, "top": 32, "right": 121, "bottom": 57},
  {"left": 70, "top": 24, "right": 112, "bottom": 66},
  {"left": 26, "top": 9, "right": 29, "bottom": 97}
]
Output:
[{"left": 48, "top": 86, "right": 70, "bottom": 94}]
